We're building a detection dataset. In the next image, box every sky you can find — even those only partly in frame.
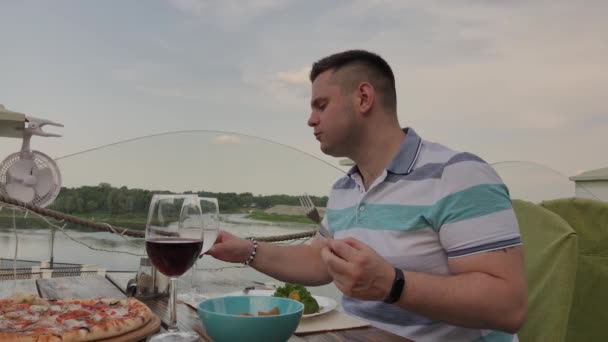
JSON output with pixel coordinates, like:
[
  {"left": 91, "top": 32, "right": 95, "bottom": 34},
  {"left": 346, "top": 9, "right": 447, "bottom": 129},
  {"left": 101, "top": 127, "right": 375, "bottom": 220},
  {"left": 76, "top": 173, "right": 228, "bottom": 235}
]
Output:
[{"left": 0, "top": 1, "right": 606, "bottom": 197}]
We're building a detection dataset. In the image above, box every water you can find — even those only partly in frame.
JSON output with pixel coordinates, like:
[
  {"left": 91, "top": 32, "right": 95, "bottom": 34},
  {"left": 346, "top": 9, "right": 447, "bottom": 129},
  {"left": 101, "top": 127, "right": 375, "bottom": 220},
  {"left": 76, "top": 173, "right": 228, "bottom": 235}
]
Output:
[{"left": 0, "top": 228, "right": 143, "bottom": 270}]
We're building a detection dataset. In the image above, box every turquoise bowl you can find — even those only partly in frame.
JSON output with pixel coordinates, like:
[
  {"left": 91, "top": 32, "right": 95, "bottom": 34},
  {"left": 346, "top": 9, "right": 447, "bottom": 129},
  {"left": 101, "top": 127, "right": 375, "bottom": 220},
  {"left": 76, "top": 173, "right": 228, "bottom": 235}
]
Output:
[{"left": 197, "top": 295, "right": 304, "bottom": 342}]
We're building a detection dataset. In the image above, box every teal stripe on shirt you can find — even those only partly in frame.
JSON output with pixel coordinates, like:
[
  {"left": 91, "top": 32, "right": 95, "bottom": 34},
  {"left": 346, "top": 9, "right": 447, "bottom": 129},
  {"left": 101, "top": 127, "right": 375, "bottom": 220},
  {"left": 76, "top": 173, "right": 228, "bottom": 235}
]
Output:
[
  {"left": 327, "top": 183, "right": 512, "bottom": 232},
  {"left": 327, "top": 203, "right": 432, "bottom": 232},
  {"left": 431, "top": 183, "right": 512, "bottom": 228},
  {"left": 473, "top": 331, "right": 514, "bottom": 342}
]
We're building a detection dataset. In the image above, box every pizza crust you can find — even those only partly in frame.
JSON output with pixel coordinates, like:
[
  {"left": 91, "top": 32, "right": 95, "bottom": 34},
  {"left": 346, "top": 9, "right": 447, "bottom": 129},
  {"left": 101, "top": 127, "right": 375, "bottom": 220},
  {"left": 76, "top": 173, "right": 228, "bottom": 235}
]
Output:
[
  {"left": 63, "top": 299, "right": 153, "bottom": 341},
  {"left": 0, "top": 333, "right": 64, "bottom": 342}
]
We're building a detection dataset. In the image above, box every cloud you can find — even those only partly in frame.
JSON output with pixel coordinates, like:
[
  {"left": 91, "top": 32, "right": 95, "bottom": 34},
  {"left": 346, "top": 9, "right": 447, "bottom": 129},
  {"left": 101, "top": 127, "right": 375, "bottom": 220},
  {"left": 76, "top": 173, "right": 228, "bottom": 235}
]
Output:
[
  {"left": 240, "top": 64, "right": 311, "bottom": 110},
  {"left": 17, "top": 0, "right": 603, "bottom": 181},
  {"left": 361, "top": 1, "right": 608, "bottom": 133},
  {"left": 168, "top": 0, "right": 291, "bottom": 29},
  {"left": 238, "top": 0, "right": 607, "bottom": 138},
  {"left": 511, "top": 110, "right": 572, "bottom": 130},
  {"left": 276, "top": 66, "right": 311, "bottom": 86},
  {"left": 132, "top": 85, "right": 204, "bottom": 100},
  {"left": 112, "top": 67, "right": 138, "bottom": 82},
  {"left": 111, "top": 63, "right": 211, "bottom": 101},
  {"left": 212, "top": 135, "right": 241, "bottom": 144},
  {"left": 167, "top": 0, "right": 607, "bottom": 137},
  {"left": 111, "top": 63, "right": 169, "bottom": 85}
]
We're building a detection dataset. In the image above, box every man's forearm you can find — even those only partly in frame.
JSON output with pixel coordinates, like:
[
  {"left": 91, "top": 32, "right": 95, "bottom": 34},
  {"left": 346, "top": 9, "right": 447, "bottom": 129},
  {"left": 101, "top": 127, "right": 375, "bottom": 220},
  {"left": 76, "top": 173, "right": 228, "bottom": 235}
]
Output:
[
  {"left": 250, "top": 242, "right": 332, "bottom": 286},
  {"left": 397, "top": 271, "right": 527, "bottom": 333}
]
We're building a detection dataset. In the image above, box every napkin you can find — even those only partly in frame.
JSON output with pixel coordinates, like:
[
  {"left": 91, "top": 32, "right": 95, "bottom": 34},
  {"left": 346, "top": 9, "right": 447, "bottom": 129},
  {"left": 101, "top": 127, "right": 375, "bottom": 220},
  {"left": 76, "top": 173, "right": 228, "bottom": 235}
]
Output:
[{"left": 295, "top": 310, "right": 370, "bottom": 334}]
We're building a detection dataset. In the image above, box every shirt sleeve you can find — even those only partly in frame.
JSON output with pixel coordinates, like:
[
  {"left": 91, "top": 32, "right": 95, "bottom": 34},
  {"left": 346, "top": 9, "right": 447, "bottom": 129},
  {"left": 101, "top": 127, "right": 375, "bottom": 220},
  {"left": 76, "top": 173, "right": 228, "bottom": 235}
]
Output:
[{"left": 430, "top": 157, "right": 522, "bottom": 258}]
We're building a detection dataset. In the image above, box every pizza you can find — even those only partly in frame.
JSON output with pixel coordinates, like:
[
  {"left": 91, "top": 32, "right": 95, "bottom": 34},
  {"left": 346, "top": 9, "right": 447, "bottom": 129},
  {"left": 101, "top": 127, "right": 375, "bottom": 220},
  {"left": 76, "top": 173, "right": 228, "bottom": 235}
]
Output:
[{"left": 0, "top": 293, "right": 155, "bottom": 341}]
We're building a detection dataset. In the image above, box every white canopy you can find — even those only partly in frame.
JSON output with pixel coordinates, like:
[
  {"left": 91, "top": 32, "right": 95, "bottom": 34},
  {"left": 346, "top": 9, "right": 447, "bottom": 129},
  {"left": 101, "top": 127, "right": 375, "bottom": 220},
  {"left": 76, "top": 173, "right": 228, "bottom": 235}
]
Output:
[{"left": 0, "top": 104, "right": 25, "bottom": 138}]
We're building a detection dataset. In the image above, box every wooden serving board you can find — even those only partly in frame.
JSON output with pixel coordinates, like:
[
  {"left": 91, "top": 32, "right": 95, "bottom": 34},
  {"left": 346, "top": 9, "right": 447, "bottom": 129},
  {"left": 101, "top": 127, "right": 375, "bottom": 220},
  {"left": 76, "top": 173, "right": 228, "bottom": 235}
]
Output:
[
  {"left": 98, "top": 314, "right": 161, "bottom": 342},
  {"left": 37, "top": 275, "right": 126, "bottom": 300},
  {"left": 0, "top": 279, "right": 38, "bottom": 298}
]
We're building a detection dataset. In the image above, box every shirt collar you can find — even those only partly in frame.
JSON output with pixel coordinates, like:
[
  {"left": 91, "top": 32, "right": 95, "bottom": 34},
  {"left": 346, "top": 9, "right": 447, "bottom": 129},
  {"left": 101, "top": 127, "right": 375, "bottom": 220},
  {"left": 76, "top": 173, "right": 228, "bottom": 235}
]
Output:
[{"left": 347, "top": 127, "right": 423, "bottom": 176}]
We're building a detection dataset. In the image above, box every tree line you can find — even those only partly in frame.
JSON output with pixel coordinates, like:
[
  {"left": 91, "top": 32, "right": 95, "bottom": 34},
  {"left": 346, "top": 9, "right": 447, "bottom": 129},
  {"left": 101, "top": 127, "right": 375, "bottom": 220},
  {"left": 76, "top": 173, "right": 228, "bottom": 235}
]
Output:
[{"left": 48, "top": 183, "right": 328, "bottom": 215}]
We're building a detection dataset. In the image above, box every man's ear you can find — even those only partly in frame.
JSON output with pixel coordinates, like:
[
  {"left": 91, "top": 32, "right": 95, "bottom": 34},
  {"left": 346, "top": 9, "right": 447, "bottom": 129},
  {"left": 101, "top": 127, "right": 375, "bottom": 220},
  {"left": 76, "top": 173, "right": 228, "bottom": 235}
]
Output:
[{"left": 357, "top": 82, "right": 375, "bottom": 115}]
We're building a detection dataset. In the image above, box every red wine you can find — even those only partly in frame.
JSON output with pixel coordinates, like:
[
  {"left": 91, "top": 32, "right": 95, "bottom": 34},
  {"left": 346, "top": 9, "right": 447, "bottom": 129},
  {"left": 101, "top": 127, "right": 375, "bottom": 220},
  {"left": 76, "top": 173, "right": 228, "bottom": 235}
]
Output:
[{"left": 146, "top": 238, "right": 203, "bottom": 277}]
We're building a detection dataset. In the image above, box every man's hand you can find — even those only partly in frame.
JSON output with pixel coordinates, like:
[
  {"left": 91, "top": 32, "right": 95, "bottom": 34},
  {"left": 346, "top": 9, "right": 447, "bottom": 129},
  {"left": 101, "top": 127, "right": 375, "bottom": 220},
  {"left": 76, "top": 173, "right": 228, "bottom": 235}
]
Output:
[
  {"left": 321, "top": 238, "right": 395, "bottom": 301},
  {"left": 206, "top": 231, "right": 252, "bottom": 263}
]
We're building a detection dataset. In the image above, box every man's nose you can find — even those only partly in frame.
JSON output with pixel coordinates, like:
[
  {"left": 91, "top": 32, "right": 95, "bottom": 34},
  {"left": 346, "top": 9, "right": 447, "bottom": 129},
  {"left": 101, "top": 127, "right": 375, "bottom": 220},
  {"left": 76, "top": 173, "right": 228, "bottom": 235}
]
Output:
[{"left": 308, "top": 112, "right": 319, "bottom": 127}]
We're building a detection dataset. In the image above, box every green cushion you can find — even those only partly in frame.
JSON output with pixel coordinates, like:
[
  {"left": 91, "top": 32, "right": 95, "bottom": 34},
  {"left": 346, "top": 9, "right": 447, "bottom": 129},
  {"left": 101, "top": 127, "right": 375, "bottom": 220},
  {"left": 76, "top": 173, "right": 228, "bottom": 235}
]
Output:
[
  {"left": 513, "top": 200, "right": 578, "bottom": 342},
  {"left": 541, "top": 198, "right": 608, "bottom": 342}
]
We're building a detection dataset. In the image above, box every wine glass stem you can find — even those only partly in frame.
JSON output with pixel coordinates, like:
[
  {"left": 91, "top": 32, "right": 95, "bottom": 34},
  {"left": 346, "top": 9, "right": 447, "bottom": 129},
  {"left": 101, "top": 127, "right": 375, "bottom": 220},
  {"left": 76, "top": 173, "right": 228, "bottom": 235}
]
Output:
[
  {"left": 168, "top": 277, "right": 179, "bottom": 332},
  {"left": 191, "top": 262, "right": 197, "bottom": 292}
]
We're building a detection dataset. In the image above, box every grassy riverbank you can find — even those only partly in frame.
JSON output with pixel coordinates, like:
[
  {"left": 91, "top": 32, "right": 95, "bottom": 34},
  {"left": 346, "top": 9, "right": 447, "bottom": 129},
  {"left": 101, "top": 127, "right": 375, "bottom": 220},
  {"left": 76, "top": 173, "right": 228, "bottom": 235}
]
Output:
[{"left": 245, "top": 210, "right": 313, "bottom": 224}]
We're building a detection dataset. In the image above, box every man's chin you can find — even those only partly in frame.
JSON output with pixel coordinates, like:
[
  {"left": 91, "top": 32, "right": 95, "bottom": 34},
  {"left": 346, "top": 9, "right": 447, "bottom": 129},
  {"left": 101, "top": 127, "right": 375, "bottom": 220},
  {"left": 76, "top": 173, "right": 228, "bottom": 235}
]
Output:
[{"left": 320, "top": 144, "right": 346, "bottom": 158}]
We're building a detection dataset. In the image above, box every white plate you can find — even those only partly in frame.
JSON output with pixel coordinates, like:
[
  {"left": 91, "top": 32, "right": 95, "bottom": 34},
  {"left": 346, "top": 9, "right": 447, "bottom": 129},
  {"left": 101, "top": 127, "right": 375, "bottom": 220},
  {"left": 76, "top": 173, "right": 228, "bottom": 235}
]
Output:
[{"left": 225, "top": 289, "right": 337, "bottom": 318}]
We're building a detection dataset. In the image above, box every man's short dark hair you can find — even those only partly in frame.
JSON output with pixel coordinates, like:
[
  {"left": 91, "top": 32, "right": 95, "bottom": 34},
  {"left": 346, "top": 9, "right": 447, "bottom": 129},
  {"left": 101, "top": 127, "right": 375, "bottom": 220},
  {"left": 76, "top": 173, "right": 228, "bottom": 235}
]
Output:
[{"left": 310, "top": 50, "right": 397, "bottom": 113}]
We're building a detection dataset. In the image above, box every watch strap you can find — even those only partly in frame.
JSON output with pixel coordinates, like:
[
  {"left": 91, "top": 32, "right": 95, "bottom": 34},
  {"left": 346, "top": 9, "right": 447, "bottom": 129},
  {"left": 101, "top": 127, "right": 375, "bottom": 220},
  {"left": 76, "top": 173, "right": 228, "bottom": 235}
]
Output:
[{"left": 383, "top": 267, "right": 405, "bottom": 304}]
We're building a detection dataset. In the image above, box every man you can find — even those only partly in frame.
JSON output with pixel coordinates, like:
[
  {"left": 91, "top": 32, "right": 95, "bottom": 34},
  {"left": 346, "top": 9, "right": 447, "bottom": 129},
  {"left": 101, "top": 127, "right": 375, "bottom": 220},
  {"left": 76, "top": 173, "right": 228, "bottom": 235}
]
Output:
[{"left": 208, "top": 50, "right": 527, "bottom": 341}]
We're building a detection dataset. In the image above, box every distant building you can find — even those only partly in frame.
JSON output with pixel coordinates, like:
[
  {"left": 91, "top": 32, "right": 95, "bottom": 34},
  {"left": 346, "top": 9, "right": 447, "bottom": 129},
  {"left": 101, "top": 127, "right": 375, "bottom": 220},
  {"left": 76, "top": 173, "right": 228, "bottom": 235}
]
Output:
[{"left": 570, "top": 167, "right": 608, "bottom": 201}]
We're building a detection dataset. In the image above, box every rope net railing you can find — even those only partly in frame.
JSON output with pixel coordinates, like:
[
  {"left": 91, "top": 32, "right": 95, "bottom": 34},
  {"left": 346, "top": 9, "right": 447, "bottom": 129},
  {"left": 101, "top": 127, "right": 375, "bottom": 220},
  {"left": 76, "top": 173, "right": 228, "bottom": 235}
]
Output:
[{"left": 0, "top": 193, "right": 317, "bottom": 280}]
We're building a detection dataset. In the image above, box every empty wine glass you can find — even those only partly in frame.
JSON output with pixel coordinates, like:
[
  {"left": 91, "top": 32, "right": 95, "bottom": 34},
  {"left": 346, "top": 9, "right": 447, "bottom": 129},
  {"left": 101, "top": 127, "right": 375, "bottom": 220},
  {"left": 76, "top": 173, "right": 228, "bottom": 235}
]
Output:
[
  {"left": 180, "top": 197, "right": 220, "bottom": 299},
  {"left": 200, "top": 197, "right": 220, "bottom": 253}
]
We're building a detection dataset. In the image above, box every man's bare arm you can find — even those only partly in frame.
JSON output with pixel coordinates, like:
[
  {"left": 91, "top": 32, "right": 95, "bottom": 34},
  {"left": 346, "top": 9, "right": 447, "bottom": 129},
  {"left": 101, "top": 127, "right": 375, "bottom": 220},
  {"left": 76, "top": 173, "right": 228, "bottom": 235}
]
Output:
[
  {"left": 395, "top": 246, "right": 528, "bottom": 333},
  {"left": 250, "top": 236, "right": 333, "bottom": 286},
  {"left": 208, "top": 231, "right": 333, "bottom": 286}
]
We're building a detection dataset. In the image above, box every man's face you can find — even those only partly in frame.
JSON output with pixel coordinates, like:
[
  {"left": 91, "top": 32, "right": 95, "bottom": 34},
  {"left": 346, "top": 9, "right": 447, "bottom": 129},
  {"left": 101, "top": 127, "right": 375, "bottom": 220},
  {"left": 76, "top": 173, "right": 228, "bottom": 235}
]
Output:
[{"left": 308, "top": 70, "right": 358, "bottom": 157}]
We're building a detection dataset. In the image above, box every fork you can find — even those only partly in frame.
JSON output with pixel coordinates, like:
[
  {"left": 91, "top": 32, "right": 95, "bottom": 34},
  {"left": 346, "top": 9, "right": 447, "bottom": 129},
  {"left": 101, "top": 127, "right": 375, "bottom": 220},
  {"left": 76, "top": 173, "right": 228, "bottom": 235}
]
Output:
[{"left": 299, "top": 193, "right": 332, "bottom": 238}]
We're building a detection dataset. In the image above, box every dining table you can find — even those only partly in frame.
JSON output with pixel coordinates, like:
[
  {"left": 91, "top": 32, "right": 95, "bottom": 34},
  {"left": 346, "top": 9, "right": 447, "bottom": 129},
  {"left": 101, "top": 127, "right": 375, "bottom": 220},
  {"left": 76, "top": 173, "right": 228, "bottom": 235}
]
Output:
[{"left": 0, "top": 273, "right": 413, "bottom": 342}]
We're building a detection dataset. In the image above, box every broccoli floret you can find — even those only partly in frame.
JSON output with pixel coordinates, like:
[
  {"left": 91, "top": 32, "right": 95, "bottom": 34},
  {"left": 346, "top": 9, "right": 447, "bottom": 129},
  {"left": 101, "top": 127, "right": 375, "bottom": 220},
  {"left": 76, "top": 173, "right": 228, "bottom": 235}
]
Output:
[
  {"left": 301, "top": 297, "right": 320, "bottom": 314},
  {"left": 273, "top": 283, "right": 320, "bottom": 314},
  {"left": 273, "top": 283, "right": 298, "bottom": 298}
]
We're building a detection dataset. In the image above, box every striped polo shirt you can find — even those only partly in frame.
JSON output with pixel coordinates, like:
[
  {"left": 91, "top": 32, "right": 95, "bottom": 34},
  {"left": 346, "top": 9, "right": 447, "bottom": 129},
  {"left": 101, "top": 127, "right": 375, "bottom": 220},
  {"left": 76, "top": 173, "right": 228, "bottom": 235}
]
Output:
[{"left": 323, "top": 128, "right": 521, "bottom": 342}]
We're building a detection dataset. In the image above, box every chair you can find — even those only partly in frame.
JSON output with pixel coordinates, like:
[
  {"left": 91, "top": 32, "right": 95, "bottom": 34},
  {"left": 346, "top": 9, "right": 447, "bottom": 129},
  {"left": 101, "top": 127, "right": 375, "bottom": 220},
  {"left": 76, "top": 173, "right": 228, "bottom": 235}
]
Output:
[
  {"left": 541, "top": 198, "right": 608, "bottom": 342},
  {"left": 512, "top": 199, "right": 578, "bottom": 342}
]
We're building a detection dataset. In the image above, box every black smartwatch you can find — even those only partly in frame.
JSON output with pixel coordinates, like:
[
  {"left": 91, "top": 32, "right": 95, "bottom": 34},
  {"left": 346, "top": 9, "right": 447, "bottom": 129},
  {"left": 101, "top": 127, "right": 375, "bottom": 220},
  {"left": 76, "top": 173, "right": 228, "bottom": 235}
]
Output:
[{"left": 383, "top": 267, "right": 405, "bottom": 304}]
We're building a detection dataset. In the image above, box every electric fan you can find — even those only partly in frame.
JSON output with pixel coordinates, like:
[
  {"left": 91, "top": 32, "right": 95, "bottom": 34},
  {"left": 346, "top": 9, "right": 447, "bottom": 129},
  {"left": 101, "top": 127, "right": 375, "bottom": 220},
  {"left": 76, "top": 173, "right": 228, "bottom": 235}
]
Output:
[{"left": 0, "top": 105, "right": 63, "bottom": 207}]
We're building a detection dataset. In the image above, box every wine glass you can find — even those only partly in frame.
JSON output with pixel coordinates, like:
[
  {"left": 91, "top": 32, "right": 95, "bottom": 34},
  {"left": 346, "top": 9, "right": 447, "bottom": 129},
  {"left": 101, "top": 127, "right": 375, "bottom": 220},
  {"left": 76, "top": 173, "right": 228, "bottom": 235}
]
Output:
[
  {"left": 200, "top": 197, "right": 220, "bottom": 253},
  {"left": 178, "top": 197, "right": 220, "bottom": 300},
  {"left": 146, "top": 194, "right": 202, "bottom": 342},
  {"left": 192, "top": 197, "right": 220, "bottom": 293}
]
